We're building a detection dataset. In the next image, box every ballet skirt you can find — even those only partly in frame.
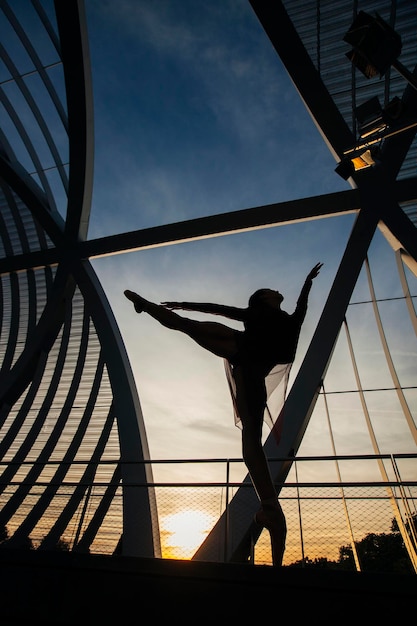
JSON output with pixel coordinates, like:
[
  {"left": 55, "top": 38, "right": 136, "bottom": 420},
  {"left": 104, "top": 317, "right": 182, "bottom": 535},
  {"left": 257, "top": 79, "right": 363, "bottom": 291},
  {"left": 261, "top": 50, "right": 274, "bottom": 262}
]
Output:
[{"left": 224, "top": 360, "right": 292, "bottom": 443}]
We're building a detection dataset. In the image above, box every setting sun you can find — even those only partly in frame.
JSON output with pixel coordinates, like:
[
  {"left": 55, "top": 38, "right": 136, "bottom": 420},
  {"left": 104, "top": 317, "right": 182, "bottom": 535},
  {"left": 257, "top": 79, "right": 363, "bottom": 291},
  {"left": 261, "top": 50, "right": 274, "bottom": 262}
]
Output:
[{"left": 161, "top": 510, "right": 216, "bottom": 559}]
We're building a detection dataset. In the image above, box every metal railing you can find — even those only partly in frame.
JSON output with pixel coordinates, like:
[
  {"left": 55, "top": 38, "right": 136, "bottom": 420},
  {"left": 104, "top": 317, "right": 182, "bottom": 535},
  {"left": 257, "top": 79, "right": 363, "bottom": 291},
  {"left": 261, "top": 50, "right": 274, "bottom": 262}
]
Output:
[{"left": 0, "top": 453, "right": 416, "bottom": 573}]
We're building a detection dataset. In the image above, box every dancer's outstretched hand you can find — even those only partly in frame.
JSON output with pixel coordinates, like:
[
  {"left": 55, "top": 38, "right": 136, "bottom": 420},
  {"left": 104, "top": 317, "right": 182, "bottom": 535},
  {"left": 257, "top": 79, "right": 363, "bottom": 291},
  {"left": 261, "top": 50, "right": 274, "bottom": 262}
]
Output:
[{"left": 307, "top": 262, "right": 323, "bottom": 281}]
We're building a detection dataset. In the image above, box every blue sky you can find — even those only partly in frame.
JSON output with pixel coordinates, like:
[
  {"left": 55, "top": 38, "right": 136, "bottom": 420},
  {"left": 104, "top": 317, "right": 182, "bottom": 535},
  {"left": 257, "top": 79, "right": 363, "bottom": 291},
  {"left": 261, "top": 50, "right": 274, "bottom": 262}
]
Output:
[
  {"left": 82, "top": 1, "right": 416, "bottom": 474},
  {"left": 85, "top": 0, "right": 345, "bottom": 237}
]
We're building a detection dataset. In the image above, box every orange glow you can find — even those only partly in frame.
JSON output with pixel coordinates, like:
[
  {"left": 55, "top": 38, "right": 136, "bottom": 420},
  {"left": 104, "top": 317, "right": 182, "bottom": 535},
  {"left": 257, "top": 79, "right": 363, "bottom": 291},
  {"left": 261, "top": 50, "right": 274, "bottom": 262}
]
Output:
[{"left": 161, "top": 509, "right": 215, "bottom": 559}]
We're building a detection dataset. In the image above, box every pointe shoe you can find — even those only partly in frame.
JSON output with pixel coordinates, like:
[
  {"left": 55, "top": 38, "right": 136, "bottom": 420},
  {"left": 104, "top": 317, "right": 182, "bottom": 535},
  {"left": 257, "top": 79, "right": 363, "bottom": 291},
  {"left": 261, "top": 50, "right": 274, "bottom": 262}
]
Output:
[
  {"left": 255, "top": 506, "right": 283, "bottom": 531},
  {"left": 124, "top": 290, "right": 144, "bottom": 313},
  {"left": 255, "top": 506, "right": 286, "bottom": 567}
]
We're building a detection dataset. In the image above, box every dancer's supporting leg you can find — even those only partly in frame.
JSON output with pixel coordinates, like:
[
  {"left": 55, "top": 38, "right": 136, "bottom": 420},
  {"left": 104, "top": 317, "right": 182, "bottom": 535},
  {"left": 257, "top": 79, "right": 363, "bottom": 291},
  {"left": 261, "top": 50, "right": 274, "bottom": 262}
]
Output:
[{"left": 233, "top": 366, "right": 287, "bottom": 566}]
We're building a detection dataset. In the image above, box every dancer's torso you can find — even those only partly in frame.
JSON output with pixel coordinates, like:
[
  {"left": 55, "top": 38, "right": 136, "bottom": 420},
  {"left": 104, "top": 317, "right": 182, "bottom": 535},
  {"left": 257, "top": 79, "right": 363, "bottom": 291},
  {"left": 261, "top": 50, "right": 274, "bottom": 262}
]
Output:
[{"left": 231, "top": 308, "right": 301, "bottom": 375}]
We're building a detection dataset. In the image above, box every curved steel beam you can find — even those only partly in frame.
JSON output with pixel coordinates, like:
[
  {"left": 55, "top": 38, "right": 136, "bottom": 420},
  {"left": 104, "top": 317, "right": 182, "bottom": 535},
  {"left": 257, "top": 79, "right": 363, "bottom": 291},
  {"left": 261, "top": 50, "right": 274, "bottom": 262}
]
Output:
[
  {"left": 72, "top": 258, "right": 161, "bottom": 558},
  {"left": 0, "top": 155, "right": 66, "bottom": 246},
  {"left": 0, "top": 267, "right": 74, "bottom": 410},
  {"left": 0, "top": 42, "right": 68, "bottom": 192},
  {"left": 1, "top": 0, "right": 67, "bottom": 129},
  {"left": 54, "top": 0, "right": 94, "bottom": 242}
]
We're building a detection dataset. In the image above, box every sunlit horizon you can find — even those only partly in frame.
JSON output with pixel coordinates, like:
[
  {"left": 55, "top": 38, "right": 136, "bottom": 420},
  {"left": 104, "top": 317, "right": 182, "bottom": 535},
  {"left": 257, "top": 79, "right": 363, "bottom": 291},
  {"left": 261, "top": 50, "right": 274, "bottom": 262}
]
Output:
[{"left": 160, "top": 509, "right": 218, "bottom": 560}]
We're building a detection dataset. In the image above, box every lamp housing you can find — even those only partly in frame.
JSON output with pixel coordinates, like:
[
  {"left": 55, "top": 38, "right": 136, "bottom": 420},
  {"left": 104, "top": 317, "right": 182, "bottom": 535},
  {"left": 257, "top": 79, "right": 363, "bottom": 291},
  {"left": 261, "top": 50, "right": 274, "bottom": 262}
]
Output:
[
  {"left": 344, "top": 11, "right": 402, "bottom": 78},
  {"left": 354, "top": 96, "right": 403, "bottom": 139}
]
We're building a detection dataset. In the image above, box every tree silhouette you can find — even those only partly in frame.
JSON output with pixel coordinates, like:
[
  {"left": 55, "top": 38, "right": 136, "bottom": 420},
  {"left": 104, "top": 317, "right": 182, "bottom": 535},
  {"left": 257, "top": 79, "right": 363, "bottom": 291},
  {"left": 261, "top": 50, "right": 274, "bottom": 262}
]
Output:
[
  {"left": 0, "top": 526, "right": 33, "bottom": 550},
  {"left": 289, "top": 513, "right": 416, "bottom": 574},
  {"left": 340, "top": 531, "right": 412, "bottom": 573},
  {"left": 53, "top": 538, "right": 70, "bottom": 551}
]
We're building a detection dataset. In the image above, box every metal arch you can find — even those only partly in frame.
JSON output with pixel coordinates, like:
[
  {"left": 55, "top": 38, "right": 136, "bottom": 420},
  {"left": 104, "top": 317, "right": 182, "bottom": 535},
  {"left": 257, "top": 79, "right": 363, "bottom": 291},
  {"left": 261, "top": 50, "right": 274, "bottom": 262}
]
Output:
[
  {"left": 0, "top": 267, "right": 73, "bottom": 411},
  {"left": 0, "top": 0, "right": 68, "bottom": 130},
  {"left": 0, "top": 272, "right": 20, "bottom": 377},
  {"left": 0, "top": 316, "right": 84, "bottom": 545},
  {"left": 0, "top": 185, "right": 39, "bottom": 349},
  {"left": 54, "top": 0, "right": 94, "bottom": 242},
  {"left": 74, "top": 461, "right": 123, "bottom": 554},
  {"left": 0, "top": 0, "right": 69, "bottom": 214},
  {"left": 0, "top": 42, "right": 68, "bottom": 193},
  {"left": 31, "top": 0, "right": 62, "bottom": 58},
  {"left": 38, "top": 355, "right": 109, "bottom": 551},
  {"left": 0, "top": 89, "right": 59, "bottom": 214},
  {"left": 0, "top": 217, "right": 160, "bottom": 549},
  {"left": 1, "top": 181, "right": 32, "bottom": 256},
  {"left": 0, "top": 0, "right": 159, "bottom": 558},
  {"left": 0, "top": 283, "right": 72, "bottom": 469},
  {"left": 3, "top": 304, "right": 92, "bottom": 542},
  {"left": 0, "top": 273, "right": 3, "bottom": 340},
  {"left": 72, "top": 258, "right": 161, "bottom": 558},
  {"left": 0, "top": 156, "right": 66, "bottom": 246}
]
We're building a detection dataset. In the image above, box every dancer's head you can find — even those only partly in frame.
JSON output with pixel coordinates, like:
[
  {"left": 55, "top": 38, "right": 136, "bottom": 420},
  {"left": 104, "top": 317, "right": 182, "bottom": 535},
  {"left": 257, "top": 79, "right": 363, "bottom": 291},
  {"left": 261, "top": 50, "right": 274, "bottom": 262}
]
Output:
[{"left": 248, "top": 288, "right": 284, "bottom": 309}]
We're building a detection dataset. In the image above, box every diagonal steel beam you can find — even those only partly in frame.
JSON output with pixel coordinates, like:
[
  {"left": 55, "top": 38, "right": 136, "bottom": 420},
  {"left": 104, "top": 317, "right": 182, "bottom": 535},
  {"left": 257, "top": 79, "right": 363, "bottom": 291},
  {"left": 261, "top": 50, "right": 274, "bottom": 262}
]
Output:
[
  {"left": 0, "top": 187, "right": 358, "bottom": 275},
  {"left": 249, "top": 0, "right": 354, "bottom": 160}
]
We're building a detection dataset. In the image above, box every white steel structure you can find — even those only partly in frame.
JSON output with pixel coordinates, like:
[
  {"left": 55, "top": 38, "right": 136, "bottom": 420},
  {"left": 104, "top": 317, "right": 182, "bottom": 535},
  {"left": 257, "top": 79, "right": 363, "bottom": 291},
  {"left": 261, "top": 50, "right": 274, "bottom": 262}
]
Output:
[{"left": 0, "top": 0, "right": 416, "bottom": 565}]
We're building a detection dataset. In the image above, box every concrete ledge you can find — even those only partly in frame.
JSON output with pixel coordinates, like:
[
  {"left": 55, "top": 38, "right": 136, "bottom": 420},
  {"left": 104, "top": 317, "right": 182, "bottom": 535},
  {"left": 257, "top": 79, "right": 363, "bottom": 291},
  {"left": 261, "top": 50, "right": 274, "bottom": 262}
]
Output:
[{"left": 0, "top": 550, "right": 415, "bottom": 624}]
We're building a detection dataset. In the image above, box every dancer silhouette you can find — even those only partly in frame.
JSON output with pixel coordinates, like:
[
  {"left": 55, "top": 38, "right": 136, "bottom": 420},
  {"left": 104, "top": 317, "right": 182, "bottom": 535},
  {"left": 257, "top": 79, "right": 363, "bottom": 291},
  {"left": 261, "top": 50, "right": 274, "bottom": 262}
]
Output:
[{"left": 125, "top": 262, "right": 322, "bottom": 565}]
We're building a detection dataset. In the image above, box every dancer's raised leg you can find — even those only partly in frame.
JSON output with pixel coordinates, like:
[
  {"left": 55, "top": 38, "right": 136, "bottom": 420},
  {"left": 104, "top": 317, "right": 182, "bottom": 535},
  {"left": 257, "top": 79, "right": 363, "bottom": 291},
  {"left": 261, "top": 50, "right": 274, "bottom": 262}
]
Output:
[{"left": 124, "top": 290, "right": 237, "bottom": 360}]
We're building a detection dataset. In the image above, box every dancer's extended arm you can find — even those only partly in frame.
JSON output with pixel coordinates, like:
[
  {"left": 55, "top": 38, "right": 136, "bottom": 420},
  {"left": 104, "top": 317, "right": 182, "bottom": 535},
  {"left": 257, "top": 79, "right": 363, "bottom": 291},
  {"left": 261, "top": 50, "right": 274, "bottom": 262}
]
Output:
[
  {"left": 162, "top": 301, "right": 247, "bottom": 322},
  {"left": 294, "top": 262, "right": 323, "bottom": 320}
]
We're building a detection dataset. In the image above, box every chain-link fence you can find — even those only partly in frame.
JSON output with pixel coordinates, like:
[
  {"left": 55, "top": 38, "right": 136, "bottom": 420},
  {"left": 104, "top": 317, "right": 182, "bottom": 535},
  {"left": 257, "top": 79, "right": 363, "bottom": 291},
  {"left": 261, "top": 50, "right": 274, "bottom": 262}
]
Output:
[{"left": 1, "top": 454, "right": 416, "bottom": 573}]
